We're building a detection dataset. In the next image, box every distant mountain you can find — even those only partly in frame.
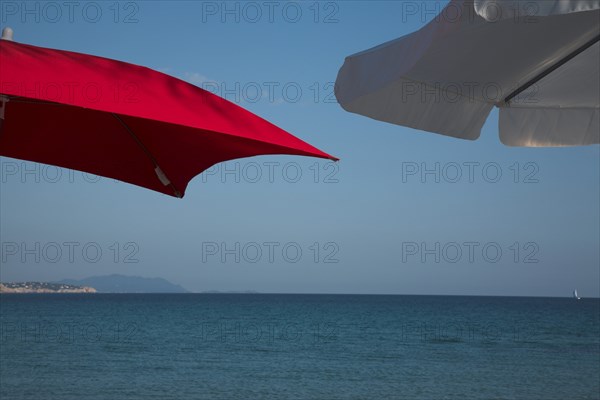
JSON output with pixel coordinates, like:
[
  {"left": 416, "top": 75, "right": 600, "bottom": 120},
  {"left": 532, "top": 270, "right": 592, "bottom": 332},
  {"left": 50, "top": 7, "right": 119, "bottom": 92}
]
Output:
[{"left": 57, "top": 274, "right": 188, "bottom": 293}]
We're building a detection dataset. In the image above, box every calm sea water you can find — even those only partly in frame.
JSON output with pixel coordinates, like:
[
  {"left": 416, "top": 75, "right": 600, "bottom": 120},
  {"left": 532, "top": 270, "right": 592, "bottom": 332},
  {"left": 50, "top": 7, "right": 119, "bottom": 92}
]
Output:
[{"left": 1, "top": 294, "right": 598, "bottom": 399}]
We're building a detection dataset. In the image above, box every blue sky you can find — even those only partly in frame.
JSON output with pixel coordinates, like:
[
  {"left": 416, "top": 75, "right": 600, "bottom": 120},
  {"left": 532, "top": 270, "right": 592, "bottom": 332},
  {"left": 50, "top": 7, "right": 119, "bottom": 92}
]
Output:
[{"left": 0, "top": 1, "right": 598, "bottom": 296}]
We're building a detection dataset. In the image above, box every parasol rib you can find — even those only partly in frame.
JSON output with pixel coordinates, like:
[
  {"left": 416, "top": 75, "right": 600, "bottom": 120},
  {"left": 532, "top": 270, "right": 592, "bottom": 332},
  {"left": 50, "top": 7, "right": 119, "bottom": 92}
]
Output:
[
  {"left": 112, "top": 113, "right": 182, "bottom": 198},
  {"left": 504, "top": 34, "right": 600, "bottom": 105}
]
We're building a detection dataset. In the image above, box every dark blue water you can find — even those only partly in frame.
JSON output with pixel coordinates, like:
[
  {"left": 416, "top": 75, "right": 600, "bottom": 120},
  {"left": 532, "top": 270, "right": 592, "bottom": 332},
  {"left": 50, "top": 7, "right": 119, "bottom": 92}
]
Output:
[{"left": 1, "top": 294, "right": 598, "bottom": 399}]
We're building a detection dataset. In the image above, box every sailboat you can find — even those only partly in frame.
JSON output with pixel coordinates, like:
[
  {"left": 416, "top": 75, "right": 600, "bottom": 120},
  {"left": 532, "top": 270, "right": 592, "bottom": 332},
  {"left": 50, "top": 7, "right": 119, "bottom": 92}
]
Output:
[{"left": 573, "top": 289, "right": 581, "bottom": 300}]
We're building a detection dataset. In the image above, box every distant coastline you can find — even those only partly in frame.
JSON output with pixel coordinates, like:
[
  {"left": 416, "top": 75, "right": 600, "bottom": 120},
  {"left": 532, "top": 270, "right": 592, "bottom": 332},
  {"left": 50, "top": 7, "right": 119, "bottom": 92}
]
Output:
[
  {"left": 0, "top": 275, "right": 188, "bottom": 294},
  {"left": 0, "top": 282, "right": 96, "bottom": 294}
]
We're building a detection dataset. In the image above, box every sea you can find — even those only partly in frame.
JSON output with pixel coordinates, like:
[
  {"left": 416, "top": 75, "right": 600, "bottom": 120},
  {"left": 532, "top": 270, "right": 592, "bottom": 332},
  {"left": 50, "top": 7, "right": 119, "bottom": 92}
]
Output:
[{"left": 1, "top": 294, "right": 598, "bottom": 399}]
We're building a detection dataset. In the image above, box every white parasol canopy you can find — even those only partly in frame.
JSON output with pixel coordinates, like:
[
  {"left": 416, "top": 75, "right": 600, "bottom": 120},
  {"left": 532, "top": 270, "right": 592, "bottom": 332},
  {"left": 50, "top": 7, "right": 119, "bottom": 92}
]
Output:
[{"left": 335, "top": 0, "right": 600, "bottom": 146}]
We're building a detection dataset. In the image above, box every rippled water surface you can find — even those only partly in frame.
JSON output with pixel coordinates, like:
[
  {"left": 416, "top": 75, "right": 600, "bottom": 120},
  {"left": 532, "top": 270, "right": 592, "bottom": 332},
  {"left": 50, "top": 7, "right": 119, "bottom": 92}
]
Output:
[{"left": 1, "top": 294, "right": 598, "bottom": 399}]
